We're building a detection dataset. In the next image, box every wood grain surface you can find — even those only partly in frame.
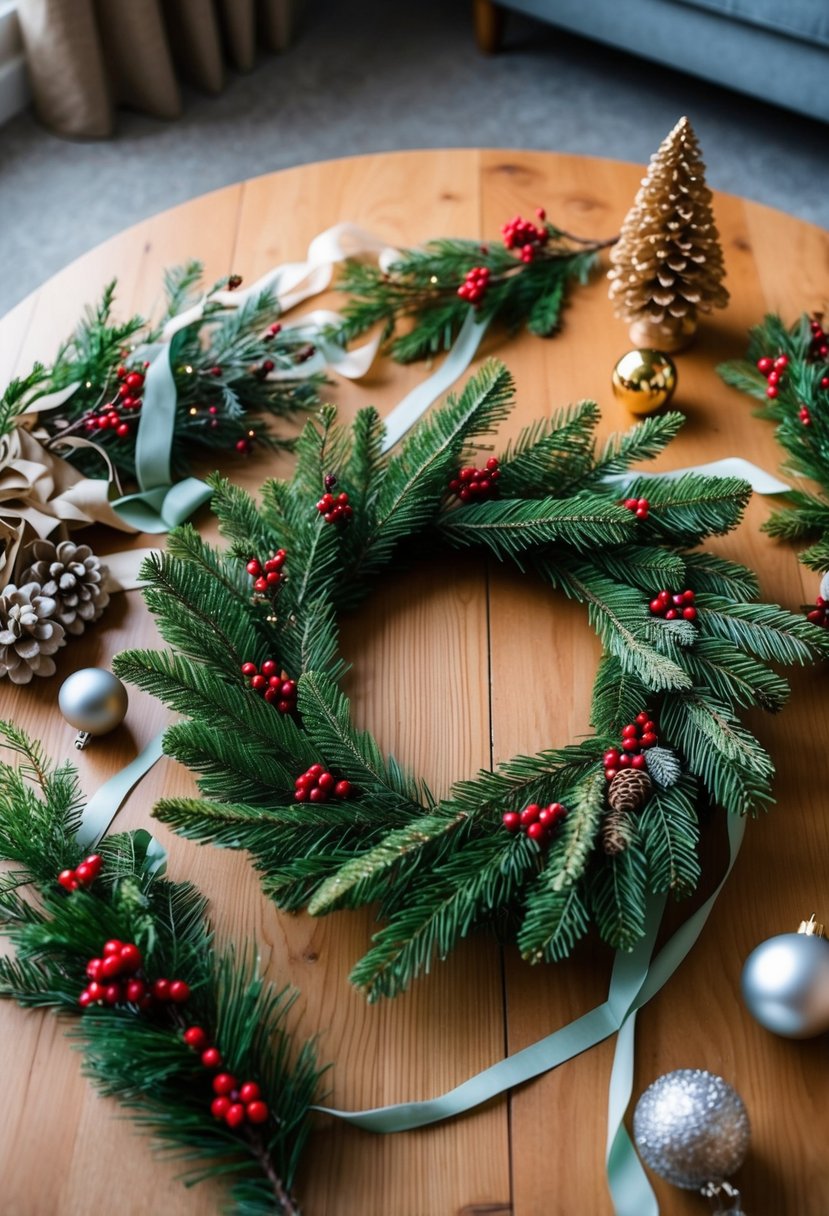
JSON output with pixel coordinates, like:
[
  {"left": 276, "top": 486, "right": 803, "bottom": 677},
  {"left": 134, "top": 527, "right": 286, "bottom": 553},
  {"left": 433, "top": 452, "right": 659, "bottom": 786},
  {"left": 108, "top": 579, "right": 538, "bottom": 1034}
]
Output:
[{"left": 0, "top": 149, "right": 827, "bottom": 1216}]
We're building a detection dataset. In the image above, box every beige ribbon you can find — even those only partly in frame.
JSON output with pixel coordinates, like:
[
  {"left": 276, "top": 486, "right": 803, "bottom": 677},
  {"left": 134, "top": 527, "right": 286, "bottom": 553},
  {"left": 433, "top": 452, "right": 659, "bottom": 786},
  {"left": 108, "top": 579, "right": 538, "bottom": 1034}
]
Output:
[{"left": 0, "top": 426, "right": 137, "bottom": 583}]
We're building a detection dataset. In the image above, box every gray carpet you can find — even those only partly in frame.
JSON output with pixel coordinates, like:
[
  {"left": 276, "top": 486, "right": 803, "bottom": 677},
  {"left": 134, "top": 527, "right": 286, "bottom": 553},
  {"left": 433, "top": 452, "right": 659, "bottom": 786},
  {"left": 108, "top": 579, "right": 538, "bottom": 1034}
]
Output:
[{"left": 1, "top": 0, "right": 827, "bottom": 319}]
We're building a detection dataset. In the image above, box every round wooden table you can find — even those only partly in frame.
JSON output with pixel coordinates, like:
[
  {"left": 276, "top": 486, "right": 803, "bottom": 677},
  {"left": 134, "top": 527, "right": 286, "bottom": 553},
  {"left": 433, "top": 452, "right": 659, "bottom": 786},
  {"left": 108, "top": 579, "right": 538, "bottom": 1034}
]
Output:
[{"left": 1, "top": 150, "right": 827, "bottom": 1216}]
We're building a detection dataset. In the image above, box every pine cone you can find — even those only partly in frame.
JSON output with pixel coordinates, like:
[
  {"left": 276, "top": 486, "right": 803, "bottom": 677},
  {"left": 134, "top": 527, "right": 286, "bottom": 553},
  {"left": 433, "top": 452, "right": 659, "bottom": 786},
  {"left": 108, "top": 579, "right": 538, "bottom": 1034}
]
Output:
[
  {"left": 602, "top": 806, "right": 634, "bottom": 856},
  {"left": 0, "top": 582, "right": 66, "bottom": 683},
  {"left": 607, "top": 768, "right": 652, "bottom": 813},
  {"left": 21, "top": 539, "right": 109, "bottom": 637}
]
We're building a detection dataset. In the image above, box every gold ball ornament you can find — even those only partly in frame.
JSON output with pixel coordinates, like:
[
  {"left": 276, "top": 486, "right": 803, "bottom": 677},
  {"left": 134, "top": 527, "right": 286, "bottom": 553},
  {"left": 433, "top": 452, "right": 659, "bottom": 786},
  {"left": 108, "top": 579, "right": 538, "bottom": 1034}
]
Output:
[{"left": 611, "top": 349, "right": 677, "bottom": 415}]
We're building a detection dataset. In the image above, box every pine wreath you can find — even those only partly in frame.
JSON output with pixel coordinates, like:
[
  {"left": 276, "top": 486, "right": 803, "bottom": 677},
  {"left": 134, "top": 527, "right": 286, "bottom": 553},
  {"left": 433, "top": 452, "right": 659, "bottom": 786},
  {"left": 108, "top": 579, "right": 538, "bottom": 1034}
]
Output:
[{"left": 114, "top": 360, "right": 829, "bottom": 1001}]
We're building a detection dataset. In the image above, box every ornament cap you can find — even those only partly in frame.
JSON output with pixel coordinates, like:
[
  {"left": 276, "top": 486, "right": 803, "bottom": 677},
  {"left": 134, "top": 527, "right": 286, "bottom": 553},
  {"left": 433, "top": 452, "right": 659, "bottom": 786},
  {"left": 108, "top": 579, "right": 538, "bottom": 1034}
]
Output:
[{"left": 798, "top": 913, "right": 824, "bottom": 937}]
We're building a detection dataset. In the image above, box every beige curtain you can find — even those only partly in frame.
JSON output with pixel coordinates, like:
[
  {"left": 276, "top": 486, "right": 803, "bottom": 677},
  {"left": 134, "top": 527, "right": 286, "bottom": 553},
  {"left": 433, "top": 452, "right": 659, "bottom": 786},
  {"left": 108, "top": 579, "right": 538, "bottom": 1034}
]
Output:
[{"left": 17, "top": 0, "right": 300, "bottom": 138}]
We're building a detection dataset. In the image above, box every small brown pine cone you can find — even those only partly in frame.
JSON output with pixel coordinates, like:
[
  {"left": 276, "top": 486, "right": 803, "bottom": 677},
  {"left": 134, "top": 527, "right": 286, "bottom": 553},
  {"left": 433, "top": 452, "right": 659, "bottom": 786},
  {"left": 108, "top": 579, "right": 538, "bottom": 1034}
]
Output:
[
  {"left": 602, "top": 806, "right": 634, "bottom": 856},
  {"left": 21, "top": 539, "right": 109, "bottom": 637},
  {"left": 607, "top": 768, "right": 652, "bottom": 813}
]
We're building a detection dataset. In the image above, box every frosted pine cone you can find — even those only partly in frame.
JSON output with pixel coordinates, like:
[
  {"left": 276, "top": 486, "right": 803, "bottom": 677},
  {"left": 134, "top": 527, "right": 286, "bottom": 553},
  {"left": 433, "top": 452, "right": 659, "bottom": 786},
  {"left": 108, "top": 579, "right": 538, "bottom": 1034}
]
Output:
[
  {"left": 21, "top": 539, "right": 109, "bottom": 637},
  {"left": 0, "top": 582, "right": 66, "bottom": 683}
]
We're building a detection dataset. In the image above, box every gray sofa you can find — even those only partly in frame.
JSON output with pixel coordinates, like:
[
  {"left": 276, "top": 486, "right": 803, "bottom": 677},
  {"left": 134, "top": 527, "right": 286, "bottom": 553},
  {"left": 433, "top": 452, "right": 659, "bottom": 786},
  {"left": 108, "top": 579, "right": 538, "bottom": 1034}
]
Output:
[{"left": 474, "top": 0, "right": 829, "bottom": 123}]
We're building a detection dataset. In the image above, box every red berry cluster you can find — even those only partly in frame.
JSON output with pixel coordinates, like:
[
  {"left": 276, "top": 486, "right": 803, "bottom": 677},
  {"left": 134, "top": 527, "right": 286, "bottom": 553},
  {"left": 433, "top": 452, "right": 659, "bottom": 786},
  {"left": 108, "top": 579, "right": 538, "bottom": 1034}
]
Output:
[
  {"left": 57, "top": 852, "right": 102, "bottom": 891},
  {"left": 263, "top": 321, "right": 282, "bottom": 342},
  {"left": 603, "top": 714, "right": 658, "bottom": 782},
  {"left": 448, "top": 457, "right": 500, "bottom": 502},
  {"left": 799, "top": 405, "right": 812, "bottom": 427},
  {"left": 501, "top": 209, "right": 549, "bottom": 263},
  {"left": 316, "top": 491, "right": 353, "bottom": 524},
  {"left": 240, "top": 661, "right": 297, "bottom": 712},
  {"left": 623, "top": 496, "right": 650, "bottom": 520},
  {"left": 649, "top": 588, "right": 697, "bottom": 622},
  {"left": 756, "top": 353, "right": 788, "bottom": 399},
  {"left": 247, "top": 550, "right": 287, "bottom": 594},
  {"left": 79, "top": 940, "right": 191, "bottom": 1011},
  {"left": 183, "top": 1028, "right": 270, "bottom": 1128},
  {"left": 294, "top": 764, "right": 351, "bottom": 802},
  {"left": 83, "top": 365, "right": 146, "bottom": 438},
  {"left": 806, "top": 596, "right": 829, "bottom": 628},
  {"left": 502, "top": 801, "right": 567, "bottom": 844},
  {"left": 808, "top": 315, "right": 829, "bottom": 363},
  {"left": 457, "top": 266, "right": 491, "bottom": 305}
]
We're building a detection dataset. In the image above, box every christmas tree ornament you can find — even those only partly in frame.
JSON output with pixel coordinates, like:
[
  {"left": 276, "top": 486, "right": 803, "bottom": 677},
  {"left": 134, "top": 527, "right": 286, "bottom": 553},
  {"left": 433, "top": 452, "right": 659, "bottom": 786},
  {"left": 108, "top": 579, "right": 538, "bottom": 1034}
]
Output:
[
  {"left": 633, "top": 1069, "right": 750, "bottom": 1210},
  {"left": 611, "top": 349, "right": 677, "bottom": 415},
  {"left": 21, "top": 539, "right": 110, "bottom": 637},
  {"left": 608, "top": 116, "right": 729, "bottom": 351},
  {"left": 58, "top": 667, "right": 128, "bottom": 749},
  {"left": 0, "top": 582, "right": 65, "bottom": 683},
  {"left": 741, "top": 915, "right": 829, "bottom": 1038}
]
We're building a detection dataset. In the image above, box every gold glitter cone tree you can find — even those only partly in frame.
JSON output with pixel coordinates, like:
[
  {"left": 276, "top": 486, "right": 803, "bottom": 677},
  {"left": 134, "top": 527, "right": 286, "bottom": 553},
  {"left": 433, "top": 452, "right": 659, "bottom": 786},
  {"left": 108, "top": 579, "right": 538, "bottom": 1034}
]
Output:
[{"left": 608, "top": 116, "right": 729, "bottom": 351}]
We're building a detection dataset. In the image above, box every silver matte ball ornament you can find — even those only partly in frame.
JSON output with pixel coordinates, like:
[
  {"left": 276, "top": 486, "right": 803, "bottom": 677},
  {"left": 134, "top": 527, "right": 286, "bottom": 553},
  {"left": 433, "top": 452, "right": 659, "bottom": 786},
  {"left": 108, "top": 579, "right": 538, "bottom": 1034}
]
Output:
[
  {"left": 58, "top": 667, "right": 128, "bottom": 749},
  {"left": 633, "top": 1069, "right": 750, "bottom": 1204},
  {"left": 741, "top": 916, "right": 829, "bottom": 1038}
]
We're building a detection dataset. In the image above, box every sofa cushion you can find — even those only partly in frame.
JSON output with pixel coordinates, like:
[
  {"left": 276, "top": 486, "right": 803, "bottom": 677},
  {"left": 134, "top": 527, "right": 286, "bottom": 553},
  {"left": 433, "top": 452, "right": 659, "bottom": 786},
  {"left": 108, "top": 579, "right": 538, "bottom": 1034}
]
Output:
[{"left": 669, "top": 0, "right": 829, "bottom": 48}]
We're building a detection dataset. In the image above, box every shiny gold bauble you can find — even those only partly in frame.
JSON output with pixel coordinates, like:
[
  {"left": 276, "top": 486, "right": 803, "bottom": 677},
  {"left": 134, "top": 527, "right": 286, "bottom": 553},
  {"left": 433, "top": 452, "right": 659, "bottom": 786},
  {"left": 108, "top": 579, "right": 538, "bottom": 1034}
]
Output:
[{"left": 611, "top": 349, "right": 677, "bottom": 415}]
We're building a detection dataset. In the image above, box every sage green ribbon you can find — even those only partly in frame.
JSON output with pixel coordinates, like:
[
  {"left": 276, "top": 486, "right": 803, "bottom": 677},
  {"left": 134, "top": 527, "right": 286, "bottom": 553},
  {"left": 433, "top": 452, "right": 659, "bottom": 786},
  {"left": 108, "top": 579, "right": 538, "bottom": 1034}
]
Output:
[
  {"left": 314, "top": 815, "right": 747, "bottom": 1216},
  {"left": 74, "top": 731, "right": 166, "bottom": 851}
]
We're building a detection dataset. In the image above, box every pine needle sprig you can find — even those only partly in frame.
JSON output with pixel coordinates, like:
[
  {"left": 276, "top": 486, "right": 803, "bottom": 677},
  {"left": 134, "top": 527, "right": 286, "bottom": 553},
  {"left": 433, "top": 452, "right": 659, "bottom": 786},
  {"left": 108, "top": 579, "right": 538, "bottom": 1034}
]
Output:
[
  {"left": 335, "top": 216, "right": 613, "bottom": 364},
  {"left": 0, "top": 727, "right": 324, "bottom": 1215}
]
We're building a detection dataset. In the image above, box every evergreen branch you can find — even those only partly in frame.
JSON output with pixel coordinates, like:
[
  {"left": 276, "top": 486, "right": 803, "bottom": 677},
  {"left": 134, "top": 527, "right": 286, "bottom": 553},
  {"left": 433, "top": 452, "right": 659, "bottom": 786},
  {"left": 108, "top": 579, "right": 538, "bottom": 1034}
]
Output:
[
  {"left": 439, "top": 494, "right": 635, "bottom": 561},
  {"left": 588, "top": 848, "right": 648, "bottom": 951},
  {"left": 637, "top": 774, "right": 700, "bottom": 896}
]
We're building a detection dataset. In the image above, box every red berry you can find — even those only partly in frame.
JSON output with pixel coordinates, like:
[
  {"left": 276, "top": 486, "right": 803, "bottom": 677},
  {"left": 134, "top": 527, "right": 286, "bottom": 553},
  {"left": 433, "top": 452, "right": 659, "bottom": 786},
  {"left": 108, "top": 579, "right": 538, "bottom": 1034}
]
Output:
[
  {"left": 618, "top": 754, "right": 633, "bottom": 768},
  {"left": 309, "top": 787, "right": 324, "bottom": 803},
  {"left": 241, "top": 662, "right": 257, "bottom": 677},
  {"left": 211, "top": 1096, "right": 232, "bottom": 1119},
  {"left": 58, "top": 869, "right": 77, "bottom": 891},
  {"left": 309, "top": 764, "right": 323, "bottom": 776},
  {"left": 766, "top": 386, "right": 778, "bottom": 399},
  {"left": 649, "top": 599, "right": 663, "bottom": 614},
  {"left": 640, "top": 732, "right": 658, "bottom": 749},
  {"left": 624, "top": 498, "right": 638, "bottom": 510},
  {"left": 621, "top": 738, "right": 639, "bottom": 752},
  {"left": 665, "top": 609, "right": 678, "bottom": 620},
  {"left": 635, "top": 507, "right": 648, "bottom": 519},
  {"left": 86, "top": 959, "right": 103, "bottom": 980},
  {"left": 262, "top": 360, "right": 274, "bottom": 373},
  {"left": 202, "top": 1047, "right": 222, "bottom": 1068},
  {"left": 318, "top": 772, "right": 335, "bottom": 791},
  {"left": 635, "top": 712, "right": 649, "bottom": 725},
  {"left": 239, "top": 1082, "right": 261, "bottom": 1103},
  {"left": 281, "top": 680, "right": 296, "bottom": 698},
  {"left": 86, "top": 981, "right": 103, "bottom": 1001},
  {"left": 74, "top": 862, "right": 93, "bottom": 885},
  {"left": 603, "top": 749, "right": 620, "bottom": 767},
  {"left": 520, "top": 804, "right": 541, "bottom": 825},
  {"left": 334, "top": 779, "right": 351, "bottom": 798},
  {"left": 605, "top": 767, "right": 618, "bottom": 781},
  {"left": 213, "top": 1073, "right": 238, "bottom": 1096},
  {"left": 631, "top": 754, "right": 646, "bottom": 770},
  {"left": 236, "top": 438, "right": 251, "bottom": 454},
  {"left": 527, "top": 822, "right": 546, "bottom": 842},
  {"left": 251, "top": 674, "right": 267, "bottom": 692},
  {"left": 152, "top": 978, "right": 170, "bottom": 1001},
  {"left": 126, "top": 979, "right": 146, "bottom": 1003},
  {"left": 502, "top": 811, "right": 521, "bottom": 832},
  {"left": 246, "top": 1100, "right": 269, "bottom": 1124},
  {"left": 103, "top": 940, "right": 122, "bottom": 957},
  {"left": 184, "top": 1026, "right": 209, "bottom": 1050},
  {"left": 119, "top": 943, "right": 142, "bottom": 971},
  {"left": 103, "top": 984, "right": 121, "bottom": 1006},
  {"left": 225, "top": 1104, "right": 247, "bottom": 1129},
  {"left": 757, "top": 357, "right": 773, "bottom": 373},
  {"left": 261, "top": 659, "right": 277, "bottom": 678},
  {"left": 79, "top": 990, "right": 93, "bottom": 1008},
  {"left": 100, "top": 955, "right": 123, "bottom": 980},
  {"left": 169, "top": 980, "right": 190, "bottom": 1004},
  {"left": 682, "top": 606, "right": 697, "bottom": 621},
  {"left": 774, "top": 355, "right": 788, "bottom": 369},
  {"left": 621, "top": 724, "right": 638, "bottom": 738}
]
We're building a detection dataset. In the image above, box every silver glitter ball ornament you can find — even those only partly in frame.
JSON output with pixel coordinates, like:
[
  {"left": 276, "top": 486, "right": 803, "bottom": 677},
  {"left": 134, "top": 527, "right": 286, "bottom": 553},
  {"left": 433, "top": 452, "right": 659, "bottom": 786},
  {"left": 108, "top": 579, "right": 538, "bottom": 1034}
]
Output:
[
  {"left": 633, "top": 1069, "right": 750, "bottom": 1190},
  {"left": 741, "top": 921, "right": 829, "bottom": 1038},
  {"left": 58, "top": 667, "right": 128, "bottom": 749}
]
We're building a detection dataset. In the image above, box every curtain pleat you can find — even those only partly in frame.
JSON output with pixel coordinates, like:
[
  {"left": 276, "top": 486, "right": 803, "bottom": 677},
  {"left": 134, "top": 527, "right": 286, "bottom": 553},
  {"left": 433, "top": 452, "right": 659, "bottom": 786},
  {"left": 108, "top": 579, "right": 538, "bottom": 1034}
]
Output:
[{"left": 17, "top": 0, "right": 299, "bottom": 139}]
